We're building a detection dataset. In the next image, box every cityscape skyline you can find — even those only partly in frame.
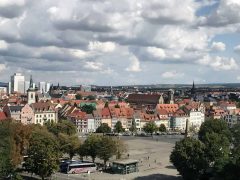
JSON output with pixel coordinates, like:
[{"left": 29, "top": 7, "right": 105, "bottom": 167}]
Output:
[{"left": 0, "top": 1, "right": 240, "bottom": 86}]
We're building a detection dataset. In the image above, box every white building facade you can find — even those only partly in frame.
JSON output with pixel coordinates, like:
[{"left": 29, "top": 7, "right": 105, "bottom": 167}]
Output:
[
  {"left": 11, "top": 73, "right": 25, "bottom": 93},
  {"left": 189, "top": 110, "right": 205, "bottom": 130}
]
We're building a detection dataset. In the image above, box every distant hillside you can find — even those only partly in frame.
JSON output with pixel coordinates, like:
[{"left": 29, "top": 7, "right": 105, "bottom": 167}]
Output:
[{"left": 0, "top": 82, "right": 8, "bottom": 87}]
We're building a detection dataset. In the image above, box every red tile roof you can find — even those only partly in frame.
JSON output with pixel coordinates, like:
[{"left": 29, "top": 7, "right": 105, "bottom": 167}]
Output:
[
  {"left": 101, "top": 107, "right": 111, "bottom": 118},
  {"left": 68, "top": 110, "right": 87, "bottom": 119},
  {"left": 156, "top": 104, "right": 179, "bottom": 113},
  {"left": 0, "top": 111, "right": 7, "bottom": 121}
]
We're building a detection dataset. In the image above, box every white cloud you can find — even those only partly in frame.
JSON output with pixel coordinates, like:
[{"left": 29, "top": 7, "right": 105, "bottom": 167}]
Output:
[
  {"left": 141, "top": 0, "right": 197, "bottom": 24},
  {"left": 0, "top": 64, "right": 6, "bottom": 72},
  {"left": 161, "top": 71, "right": 184, "bottom": 78},
  {"left": 0, "top": 40, "right": 8, "bottom": 50},
  {"left": 201, "top": 0, "right": 240, "bottom": 26},
  {"left": 0, "top": 0, "right": 25, "bottom": 7},
  {"left": 154, "top": 26, "right": 209, "bottom": 51},
  {"left": 47, "top": 6, "right": 59, "bottom": 16},
  {"left": 125, "top": 55, "right": 141, "bottom": 72},
  {"left": 211, "top": 41, "right": 226, "bottom": 51},
  {"left": 88, "top": 41, "right": 116, "bottom": 52},
  {"left": 234, "top": 45, "right": 240, "bottom": 53},
  {"left": 69, "top": 49, "right": 89, "bottom": 59},
  {"left": 198, "top": 55, "right": 238, "bottom": 70},
  {"left": 83, "top": 61, "right": 103, "bottom": 71},
  {"left": 0, "top": 0, "right": 239, "bottom": 85},
  {"left": 147, "top": 46, "right": 166, "bottom": 59}
]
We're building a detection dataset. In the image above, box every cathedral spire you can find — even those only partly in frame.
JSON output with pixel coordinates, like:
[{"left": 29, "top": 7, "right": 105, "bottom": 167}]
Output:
[{"left": 29, "top": 75, "right": 33, "bottom": 89}]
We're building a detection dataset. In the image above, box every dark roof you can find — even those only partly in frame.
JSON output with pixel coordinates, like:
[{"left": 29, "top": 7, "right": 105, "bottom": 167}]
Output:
[
  {"left": 50, "top": 94, "right": 63, "bottom": 98},
  {"left": 113, "top": 159, "right": 138, "bottom": 165},
  {"left": 31, "top": 102, "right": 55, "bottom": 112},
  {"left": 9, "top": 106, "right": 23, "bottom": 112},
  {"left": 127, "top": 94, "right": 160, "bottom": 104}
]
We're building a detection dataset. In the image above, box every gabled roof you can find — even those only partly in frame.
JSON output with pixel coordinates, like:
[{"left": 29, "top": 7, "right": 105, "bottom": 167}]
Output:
[
  {"left": 157, "top": 109, "right": 168, "bottom": 115},
  {"left": 68, "top": 110, "right": 87, "bottom": 119},
  {"left": 173, "top": 109, "right": 188, "bottom": 117},
  {"left": 101, "top": 107, "right": 111, "bottom": 117},
  {"left": 31, "top": 102, "right": 55, "bottom": 112}
]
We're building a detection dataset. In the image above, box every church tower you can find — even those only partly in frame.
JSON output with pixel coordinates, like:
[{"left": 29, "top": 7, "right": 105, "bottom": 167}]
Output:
[
  {"left": 191, "top": 81, "right": 195, "bottom": 96},
  {"left": 159, "top": 94, "right": 165, "bottom": 104},
  {"left": 169, "top": 89, "right": 174, "bottom": 104},
  {"left": 27, "top": 75, "right": 36, "bottom": 104}
]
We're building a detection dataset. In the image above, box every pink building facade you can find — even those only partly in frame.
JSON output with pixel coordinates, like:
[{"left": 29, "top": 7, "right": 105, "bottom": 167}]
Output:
[{"left": 21, "top": 104, "right": 34, "bottom": 125}]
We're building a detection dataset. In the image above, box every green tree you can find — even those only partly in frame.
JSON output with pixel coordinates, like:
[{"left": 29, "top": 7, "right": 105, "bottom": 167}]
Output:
[
  {"left": 45, "top": 120, "right": 76, "bottom": 136},
  {"left": 82, "top": 134, "right": 101, "bottom": 162},
  {"left": 0, "top": 120, "right": 33, "bottom": 178},
  {"left": 86, "top": 95, "right": 96, "bottom": 100},
  {"left": 171, "top": 119, "right": 235, "bottom": 179},
  {"left": 129, "top": 120, "right": 137, "bottom": 135},
  {"left": 0, "top": 121, "right": 13, "bottom": 178},
  {"left": 143, "top": 122, "right": 158, "bottom": 135},
  {"left": 96, "top": 123, "right": 111, "bottom": 133},
  {"left": 81, "top": 104, "right": 96, "bottom": 114},
  {"left": 218, "top": 158, "right": 240, "bottom": 180},
  {"left": 104, "top": 102, "right": 109, "bottom": 108},
  {"left": 170, "top": 137, "right": 208, "bottom": 180},
  {"left": 159, "top": 124, "right": 167, "bottom": 132},
  {"left": 231, "top": 124, "right": 240, "bottom": 147},
  {"left": 75, "top": 94, "right": 82, "bottom": 100},
  {"left": 114, "top": 138, "right": 128, "bottom": 159},
  {"left": 198, "top": 119, "right": 231, "bottom": 142},
  {"left": 203, "top": 133, "right": 230, "bottom": 173},
  {"left": 114, "top": 104, "right": 120, "bottom": 108},
  {"left": 11, "top": 122, "right": 33, "bottom": 167},
  {"left": 58, "top": 133, "right": 81, "bottom": 159},
  {"left": 97, "top": 136, "right": 117, "bottom": 168},
  {"left": 25, "top": 129, "right": 60, "bottom": 180},
  {"left": 114, "top": 121, "right": 125, "bottom": 133}
]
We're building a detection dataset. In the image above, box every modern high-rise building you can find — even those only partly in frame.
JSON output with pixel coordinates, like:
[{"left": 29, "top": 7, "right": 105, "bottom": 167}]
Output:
[
  {"left": 10, "top": 73, "right": 25, "bottom": 93},
  {"left": 46, "top": 83, "right": 51, "bottom": 93},
  {"left": 39, "top": 82, "right": 46, "bottom": 93},
  {"left": 8, "top": 82, "right": 11, "bottom": 94}
]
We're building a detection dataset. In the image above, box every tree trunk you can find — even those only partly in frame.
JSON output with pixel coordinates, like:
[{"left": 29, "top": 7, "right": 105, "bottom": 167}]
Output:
[
  {"left": 104, "top": 160, "right": 107, "bottom": 170},
  {"left": 70, "top": 153, "right": 74, "bottom": 160}
]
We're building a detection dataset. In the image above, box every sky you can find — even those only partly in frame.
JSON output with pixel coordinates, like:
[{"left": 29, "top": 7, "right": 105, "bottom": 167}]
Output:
[{"left": 0, "top": 0, "right": 240, "bottom": 86}]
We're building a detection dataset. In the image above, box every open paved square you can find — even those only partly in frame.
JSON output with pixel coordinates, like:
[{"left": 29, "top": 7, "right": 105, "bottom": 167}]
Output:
[{"left": 54, "top": 136, "right": 183, "bottom": 180}]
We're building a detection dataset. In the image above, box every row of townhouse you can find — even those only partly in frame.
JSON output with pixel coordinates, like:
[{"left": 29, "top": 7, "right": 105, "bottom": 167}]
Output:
[
  {"left": 170, "top": 103, "right": 205, "bottom": 131},
  {"left": 3, "top": 102, "right": 58, "bottom": 125},
  {"left": 59, "top": 100, "right": 206, "bottom": 133},
  {"left": 64, "top": 105, "right": 178, "bottom": 133},
  {"left": 204, "top": 101, "right": 240, "bottom": 127}
]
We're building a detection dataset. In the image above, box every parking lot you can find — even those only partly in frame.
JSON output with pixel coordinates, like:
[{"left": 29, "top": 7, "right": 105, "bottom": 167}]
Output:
[{"left": 54, "top": 135, "right": 183, "bottom": 180}]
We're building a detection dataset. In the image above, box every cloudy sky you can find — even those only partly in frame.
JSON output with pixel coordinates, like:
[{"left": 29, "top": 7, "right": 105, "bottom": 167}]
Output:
[{"left": 0, "top": 0, "right": 240, "bottom": 86}]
